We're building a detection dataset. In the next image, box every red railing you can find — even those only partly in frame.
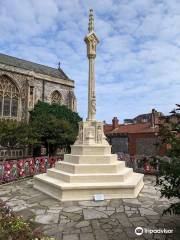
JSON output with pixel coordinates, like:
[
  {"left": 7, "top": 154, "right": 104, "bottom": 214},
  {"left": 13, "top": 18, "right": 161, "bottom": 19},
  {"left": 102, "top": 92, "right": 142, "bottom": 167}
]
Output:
[{"left": 0, "top": 156, "right": 63, "bottom": 184}]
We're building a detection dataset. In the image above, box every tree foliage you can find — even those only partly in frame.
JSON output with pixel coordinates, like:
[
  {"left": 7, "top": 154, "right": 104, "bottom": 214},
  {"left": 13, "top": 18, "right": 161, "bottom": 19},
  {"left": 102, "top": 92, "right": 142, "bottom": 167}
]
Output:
[
  {"left": 0, "top": 101, "right": 82, "bottom": 156},
  {"left": 29, "top": 101, "right": 81, "bottom": 154},
  {"left": 0, "top": 120, "right": 38, "bottom": 148},
  {"left": 154, "top": 105, "right": 180, "bottom": 215}
]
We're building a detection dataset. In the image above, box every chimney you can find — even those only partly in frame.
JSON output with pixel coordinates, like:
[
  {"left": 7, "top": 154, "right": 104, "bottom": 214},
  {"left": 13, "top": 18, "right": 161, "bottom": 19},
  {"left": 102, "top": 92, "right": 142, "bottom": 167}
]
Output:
[
  {"left": 112, "top": 117, "right": 119, "bottom": 129},
  {"left": 151, "top": 109, "right": 156, "bottom": 128}
]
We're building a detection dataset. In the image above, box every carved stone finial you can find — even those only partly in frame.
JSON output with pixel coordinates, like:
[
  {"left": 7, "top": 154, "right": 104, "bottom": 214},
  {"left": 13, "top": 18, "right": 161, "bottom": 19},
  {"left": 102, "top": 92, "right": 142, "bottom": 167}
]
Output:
[{"left": 88, "top": 9, "right": 94, "bottom": 32}]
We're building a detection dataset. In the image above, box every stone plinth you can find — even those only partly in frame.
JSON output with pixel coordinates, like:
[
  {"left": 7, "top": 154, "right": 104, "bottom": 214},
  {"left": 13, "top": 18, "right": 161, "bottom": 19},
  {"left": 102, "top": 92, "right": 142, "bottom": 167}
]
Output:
[{"left": 34, "top": 121, "right": 144, "bottom": 201}]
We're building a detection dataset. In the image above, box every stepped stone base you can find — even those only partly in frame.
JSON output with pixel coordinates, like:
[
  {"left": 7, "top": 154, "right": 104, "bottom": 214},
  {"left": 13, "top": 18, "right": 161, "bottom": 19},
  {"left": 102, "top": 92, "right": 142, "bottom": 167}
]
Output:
[
  {"left": 34, "top": 121, "right": 144, "bottom": 201},
  {"left": 34, "top": 172, "right": 144, "bottom": 201}
]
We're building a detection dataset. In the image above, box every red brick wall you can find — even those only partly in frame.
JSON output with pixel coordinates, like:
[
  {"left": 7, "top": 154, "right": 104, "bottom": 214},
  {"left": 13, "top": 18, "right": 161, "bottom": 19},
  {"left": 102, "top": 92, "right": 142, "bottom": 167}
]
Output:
[{"left": 128, "top": 133, "right": 166, "bottom": 156}]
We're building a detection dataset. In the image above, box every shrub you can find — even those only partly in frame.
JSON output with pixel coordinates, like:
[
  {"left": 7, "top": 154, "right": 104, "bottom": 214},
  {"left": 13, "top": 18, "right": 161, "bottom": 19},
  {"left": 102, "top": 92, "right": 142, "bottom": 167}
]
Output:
[{"left": 0, "top": 200, "right": 55, "bottom": 240}]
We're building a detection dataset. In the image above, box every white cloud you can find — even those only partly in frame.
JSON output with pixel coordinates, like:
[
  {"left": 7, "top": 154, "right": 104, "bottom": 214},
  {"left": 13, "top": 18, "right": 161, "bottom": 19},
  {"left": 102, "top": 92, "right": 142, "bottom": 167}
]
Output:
[{"left": 0, "top": 0, "right": 179, "bottom": 122}]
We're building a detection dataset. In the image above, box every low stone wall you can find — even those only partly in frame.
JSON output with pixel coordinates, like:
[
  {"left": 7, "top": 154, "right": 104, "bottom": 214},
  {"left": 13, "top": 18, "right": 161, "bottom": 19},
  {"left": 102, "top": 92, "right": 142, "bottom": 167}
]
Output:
[{"left": 0, "top": 156, "right": 63, "bottom": 184}]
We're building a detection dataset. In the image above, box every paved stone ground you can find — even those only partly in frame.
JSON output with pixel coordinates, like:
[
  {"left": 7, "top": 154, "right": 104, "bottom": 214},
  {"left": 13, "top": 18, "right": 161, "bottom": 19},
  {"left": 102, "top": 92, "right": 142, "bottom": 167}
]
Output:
[{"left": 0, "top": 175, "right": 179, "bottom": 240}]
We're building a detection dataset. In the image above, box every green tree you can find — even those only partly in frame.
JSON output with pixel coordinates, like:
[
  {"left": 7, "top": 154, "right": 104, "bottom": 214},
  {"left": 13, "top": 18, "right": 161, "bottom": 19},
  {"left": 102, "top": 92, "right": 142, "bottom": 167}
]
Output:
[
  {"left": 0, "top": 120, "right": 39, "bottom": 151},
  {"left": 155, "top": 105, "right": 180, "bottom": 215},
  {"left": 0, "top": 101, "right": 82, "bottom": 156},
  {"left": 29, "top": 101, "right": 82, "bottom": 155}
]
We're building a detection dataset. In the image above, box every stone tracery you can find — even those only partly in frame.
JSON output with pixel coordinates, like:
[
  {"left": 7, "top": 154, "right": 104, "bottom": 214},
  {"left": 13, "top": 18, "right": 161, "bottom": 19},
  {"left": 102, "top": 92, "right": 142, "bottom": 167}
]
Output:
[
  {"left": 51, "top": 90, "right": 62, "bottom": 105},
  {"left": 0, "top": 75, "right": 19, "bottom": 118}
]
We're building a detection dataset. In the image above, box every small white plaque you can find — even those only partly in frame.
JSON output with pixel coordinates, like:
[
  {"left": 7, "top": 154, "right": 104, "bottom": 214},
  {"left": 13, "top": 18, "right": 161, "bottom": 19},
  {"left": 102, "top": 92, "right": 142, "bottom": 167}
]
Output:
[{"left": 94, "top": 194, "right": 105, "bottom": 201}]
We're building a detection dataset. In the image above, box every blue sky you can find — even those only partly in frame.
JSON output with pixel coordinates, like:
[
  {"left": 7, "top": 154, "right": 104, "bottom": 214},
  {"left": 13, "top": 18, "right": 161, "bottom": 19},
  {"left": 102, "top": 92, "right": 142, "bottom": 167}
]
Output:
[{"left": 0, "top": 0, "right": 180, "bottom": 123}]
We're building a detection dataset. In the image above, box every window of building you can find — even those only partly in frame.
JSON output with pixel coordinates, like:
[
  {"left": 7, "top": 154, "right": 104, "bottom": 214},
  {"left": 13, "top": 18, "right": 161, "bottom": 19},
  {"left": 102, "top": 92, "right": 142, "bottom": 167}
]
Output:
[
  {"left": 0, "top": 75, "right": 19, "bottom": 118},
  {"left": 51, "top": 90, "right": 62, "bottom": 105}
]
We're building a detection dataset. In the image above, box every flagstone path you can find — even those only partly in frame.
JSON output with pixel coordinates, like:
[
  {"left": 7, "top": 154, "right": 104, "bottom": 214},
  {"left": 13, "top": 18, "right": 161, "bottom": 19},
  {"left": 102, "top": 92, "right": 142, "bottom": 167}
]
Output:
[{"left": 0, "top": 176, "right": 179, "bottom": 240}]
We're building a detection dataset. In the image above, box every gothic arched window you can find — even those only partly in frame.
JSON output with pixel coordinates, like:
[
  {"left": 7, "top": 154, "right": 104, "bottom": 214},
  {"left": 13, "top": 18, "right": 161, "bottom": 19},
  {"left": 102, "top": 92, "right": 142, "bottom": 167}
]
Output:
[
  {"left": 0, "top": 75, "right": 19, "bottom": 118},
  {"left": 51, "top": 91, "right": 62, "bottom": 105}
]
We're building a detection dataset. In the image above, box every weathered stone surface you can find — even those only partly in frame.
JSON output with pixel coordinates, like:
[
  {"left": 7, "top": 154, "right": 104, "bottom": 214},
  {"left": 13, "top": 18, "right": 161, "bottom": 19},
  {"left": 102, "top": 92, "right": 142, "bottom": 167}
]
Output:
[
  {"left": 79, "top": 200, "right": 109, "bottom": 207},
  {"left": 91, "top": 219, "right": 101, "bottom": 229},
  {"left": 0, "top": 190, "right": 12, "bottom": 196},
  {"left": 44, "top": 226, "right": 63, "bottom": 239},
  {"left": 15, "top": 209, "right": 34, "bottom": 221},
  {"left": 62, "top": 201, "right": 78, "bottom": 208},
  {"left": 80, "top": 233, "right": 95, "bottom": 240},
  {"left": 153, "top": 234, "right": 166, "bottom": 240},
  {"left": 62, "top": 212, "right": 82, "bottom": 221},
  {"left": 63, "top": 234, "right": 79, "bottom": 240},
  {"left": 83, "top": 209, "right": 108, "bottom": 220},
  {"left": 116, "top": 206, "right": 124, "bottom": 213},
  {"left": 111, "top": 213, "right": 133, "bottom": 227},
  {"left": 123, "top": 198, "right": 141, "bottom": 207},
  {"left": 115, "top": 232, "right": 130, "bottom": 240},
  {"left": 75, "top": 220, "right": 89, "bottom": 228},
  {"left": 81, "top": 226, "right": 92, "bottom": 233},
  {"left": 12, "top": 205, "right": 28, "bottom": 212},
  {"left": 0, "top": 196, "right": 10, "bottom": 201},
  {"left": 0, "top": 175, "right": 179, "bottom": 239},
  {"left": 125, "top": 227, "right": 139, "bottom": 238},
  {"left": 47, "top": 208, "right": 62, "bottom": 214},
  {"left": 109, "top": 199, "right": 123, "bottom": 208},
  {"left": 6, "top": 199, "right": 26, "bottom": 207},
  {"left": 60, "top": 218, "right": 70, "bottom": 225},
  {"left": 94, "top": 229, "right": 108, "bottom": 240},
  {"left": 63, "top": 206, "right": 82, "bottom": 213},
  {"left": 101, "top": 223, "right": 112, "bottom": 230},
  {"left": 31, "top": 206, "right": 46, "bottom": 215},
  {"left": 139, "top": 208, "right": 158, "bottom": 216},
  {"left": 126, "top": 210, "right": 140, "bottom": 217},
  {"left": 40, "top": 198, "right": 60, "bottom": 207},
  {"left": 35, "top": 213, "right": 59, "bottom": 224},
  {"left": 129, "top": 216, "right": 148, "bottom": 223},
  {"left": 125, "top": 206, "right": 131, "bottom": 210},
  {"left": 27, "top": 194, "right": 49, "bottom": 204}
]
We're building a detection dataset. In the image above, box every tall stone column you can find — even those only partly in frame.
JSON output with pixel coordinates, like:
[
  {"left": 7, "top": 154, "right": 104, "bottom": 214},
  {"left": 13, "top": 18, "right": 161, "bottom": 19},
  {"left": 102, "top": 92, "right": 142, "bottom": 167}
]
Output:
[
  {"left": 84, "top": 9, "right": 99, "bottom": 121},
  {"left": 34, "top": 9, "right": 144, "bottom": 202}
]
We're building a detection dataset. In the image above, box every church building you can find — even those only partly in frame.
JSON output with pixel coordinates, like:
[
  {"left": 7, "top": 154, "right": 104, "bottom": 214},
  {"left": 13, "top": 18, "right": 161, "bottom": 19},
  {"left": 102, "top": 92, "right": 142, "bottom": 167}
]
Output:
[{"left": 0, "top": 53, "right": 76, "bottom": 122}]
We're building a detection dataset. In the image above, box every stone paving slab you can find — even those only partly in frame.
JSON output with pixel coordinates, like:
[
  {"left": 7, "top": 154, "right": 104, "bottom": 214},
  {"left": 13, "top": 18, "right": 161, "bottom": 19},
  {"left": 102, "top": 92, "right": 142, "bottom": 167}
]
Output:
[{"left": 0, "top": 176, "right": 179, "bottom": 240}]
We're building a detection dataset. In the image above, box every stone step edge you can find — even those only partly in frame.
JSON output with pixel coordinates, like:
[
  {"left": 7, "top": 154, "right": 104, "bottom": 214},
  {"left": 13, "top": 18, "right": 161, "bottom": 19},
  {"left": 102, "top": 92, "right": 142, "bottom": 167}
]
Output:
[
  {"left": 34, "top": 172, "right": 143, "bottom": 190},
  {"left": 56, "top": 161, "right": 125, "bottom": 167},
  {"left": 47, "top": 167, "right": 132, "bottom": 177},
  {"left": 71, "top": 144, "right": 111, "bottom": 147},
  {"left": 64, "top": 154, "right": 117, "bottom": 157}
]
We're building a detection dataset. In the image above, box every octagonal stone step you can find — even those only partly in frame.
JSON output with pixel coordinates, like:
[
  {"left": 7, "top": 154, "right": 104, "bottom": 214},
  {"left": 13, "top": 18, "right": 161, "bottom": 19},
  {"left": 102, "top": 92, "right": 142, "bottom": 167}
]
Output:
[
  {"left": 64, "top": 154, "right": 117, "bottom": 164},
  {"left": 55, "top": 161, "right": 125, "bottom": 174},
  {"left": 34, "top": 172, "right": 144, "bottom": 201},
  {"left": 47, "top": 167, "right": 133, "bottom": 183}
]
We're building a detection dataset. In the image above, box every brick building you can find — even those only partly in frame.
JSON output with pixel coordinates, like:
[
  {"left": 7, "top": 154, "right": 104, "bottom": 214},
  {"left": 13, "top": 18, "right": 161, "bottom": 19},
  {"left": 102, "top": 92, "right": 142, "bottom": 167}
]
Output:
[{"left": 104, "top": 110, "right": 165, "bottom": 156}]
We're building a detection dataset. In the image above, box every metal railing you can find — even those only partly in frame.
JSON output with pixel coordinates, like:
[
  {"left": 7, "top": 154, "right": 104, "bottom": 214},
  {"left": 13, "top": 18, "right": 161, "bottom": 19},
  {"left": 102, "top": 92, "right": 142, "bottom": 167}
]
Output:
[{"left": 0, "top": 156, "right": 63, "bottom": 184}]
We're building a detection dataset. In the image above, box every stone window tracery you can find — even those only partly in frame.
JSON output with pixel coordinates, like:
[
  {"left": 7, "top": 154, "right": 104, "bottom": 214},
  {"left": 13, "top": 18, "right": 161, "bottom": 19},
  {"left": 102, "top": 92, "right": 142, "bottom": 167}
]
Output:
[
  {"left": 51, "top": 90, "right": 62, "bottom": 105},
  {"left": 0, "top": 75, "right": 19, "bottom": 118}
]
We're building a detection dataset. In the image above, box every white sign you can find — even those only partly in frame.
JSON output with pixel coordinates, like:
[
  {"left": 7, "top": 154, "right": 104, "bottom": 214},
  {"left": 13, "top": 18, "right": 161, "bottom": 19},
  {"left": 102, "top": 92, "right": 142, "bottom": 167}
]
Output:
[{"left": 94, "top": 194, "right": 105, "bottom": 201}]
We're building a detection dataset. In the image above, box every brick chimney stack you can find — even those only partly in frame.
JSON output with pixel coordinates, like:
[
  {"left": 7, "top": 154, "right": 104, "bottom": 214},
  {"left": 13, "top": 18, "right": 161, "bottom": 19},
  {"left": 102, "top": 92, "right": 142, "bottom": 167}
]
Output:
[
  {"left": 151, "top": 109, "right": 156, "bottom": 128},
  {"left": 112, "top": 117, "right": 119, "bottom": 129}
]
